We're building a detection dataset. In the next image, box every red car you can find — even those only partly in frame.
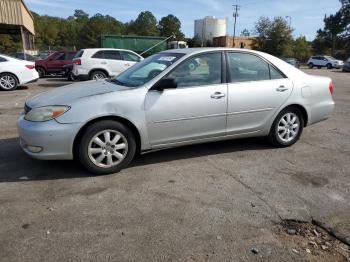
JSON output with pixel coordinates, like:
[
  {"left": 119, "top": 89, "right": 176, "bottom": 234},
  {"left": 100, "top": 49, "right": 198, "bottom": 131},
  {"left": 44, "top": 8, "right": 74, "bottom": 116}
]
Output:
[{"left": 35, "top": 51, "right": 76, "bottom": 78}]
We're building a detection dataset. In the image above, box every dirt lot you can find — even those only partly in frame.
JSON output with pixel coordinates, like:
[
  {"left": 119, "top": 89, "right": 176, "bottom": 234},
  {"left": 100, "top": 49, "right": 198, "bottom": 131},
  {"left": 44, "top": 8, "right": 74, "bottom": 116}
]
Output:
[{"left": 0, "top": 69, "right": 349, "bottom": 261}]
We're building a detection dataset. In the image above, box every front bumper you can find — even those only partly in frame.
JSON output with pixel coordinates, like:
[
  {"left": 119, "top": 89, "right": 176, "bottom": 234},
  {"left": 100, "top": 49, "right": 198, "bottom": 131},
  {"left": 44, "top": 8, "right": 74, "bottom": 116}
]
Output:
[{"left": 17, "top": 115, "right": 81, "bottom": 160}]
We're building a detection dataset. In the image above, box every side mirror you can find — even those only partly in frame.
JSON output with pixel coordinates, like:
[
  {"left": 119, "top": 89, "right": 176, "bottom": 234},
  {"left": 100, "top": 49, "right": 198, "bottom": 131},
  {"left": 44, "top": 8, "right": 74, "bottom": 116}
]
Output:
[{"left": 152, "top": 78, "right": 177, "bottom": 91}]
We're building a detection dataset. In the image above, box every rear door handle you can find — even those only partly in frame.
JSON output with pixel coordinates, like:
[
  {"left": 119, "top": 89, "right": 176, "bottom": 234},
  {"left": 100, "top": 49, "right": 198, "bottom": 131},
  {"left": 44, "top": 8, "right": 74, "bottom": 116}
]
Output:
[
  {"left": 211, "top": 92, "right": 226, "bottom": 99},
  {"left": 124, "top": 63, "right": 131, "bottom": 66},
  {"left": 276, "top": 86, "right": 289, "bottom": 92}
]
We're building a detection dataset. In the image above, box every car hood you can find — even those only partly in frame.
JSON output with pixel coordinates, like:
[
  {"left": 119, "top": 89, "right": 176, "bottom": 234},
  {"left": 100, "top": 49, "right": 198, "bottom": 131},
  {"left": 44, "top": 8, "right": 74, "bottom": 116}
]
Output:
[{"left": 27, "top": 80, "right": 129, "bottom": 108}]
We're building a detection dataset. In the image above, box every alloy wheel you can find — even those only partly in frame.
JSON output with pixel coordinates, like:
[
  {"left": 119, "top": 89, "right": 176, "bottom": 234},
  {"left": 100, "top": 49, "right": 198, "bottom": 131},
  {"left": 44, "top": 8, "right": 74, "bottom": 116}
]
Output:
[
  {"left": 277, "top": 112, "right": 300, "bottom": 143},
  {"left": 0, "top": 75, "right": 16, "bottom": 90},
  {"left": 92, "top": 73, "right": 106, "bottom": 80},
  {"left": 87, "top": 129, "right": 128, "bottom": 168}
]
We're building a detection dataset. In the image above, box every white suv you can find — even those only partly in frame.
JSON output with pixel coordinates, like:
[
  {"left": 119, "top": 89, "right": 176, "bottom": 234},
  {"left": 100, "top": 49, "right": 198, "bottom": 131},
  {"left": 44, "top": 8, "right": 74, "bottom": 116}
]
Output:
[
  {"left": 307, "top": 55, "right": 344, "bottom": 69},
  {"left": 72, "top": 48, "right": 143, "bottom": 80}
]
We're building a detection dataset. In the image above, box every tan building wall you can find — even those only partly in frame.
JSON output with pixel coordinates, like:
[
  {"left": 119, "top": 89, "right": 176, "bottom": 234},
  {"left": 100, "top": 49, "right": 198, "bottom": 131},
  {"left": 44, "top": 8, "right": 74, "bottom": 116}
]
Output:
[
  {"left": 0, "top": 0, "right": 35, "bottom": 35},
  {"left": 213, "top": 36, "right": 256, "bottom": 49}
]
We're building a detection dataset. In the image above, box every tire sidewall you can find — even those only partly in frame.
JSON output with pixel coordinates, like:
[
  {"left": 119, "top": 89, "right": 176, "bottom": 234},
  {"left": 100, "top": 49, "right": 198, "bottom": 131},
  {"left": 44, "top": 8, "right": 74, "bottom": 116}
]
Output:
[
  {"left": 0, "top": 73, "right": 18, "bottom": 91},
  {"left": 308, "top": 63, "right": 314, "bottom": 68},
  {"left": 77, "top": 120, "right": 136, "bottom": 174},
  {"left": 36, "top": 67, "right": 45, "bottom": 78},
  {"left": 270, "top": 107, "right": 304, "bottom": 147},
  {"left": 90, "top": 71, "right": 107, "bottom": 80}
]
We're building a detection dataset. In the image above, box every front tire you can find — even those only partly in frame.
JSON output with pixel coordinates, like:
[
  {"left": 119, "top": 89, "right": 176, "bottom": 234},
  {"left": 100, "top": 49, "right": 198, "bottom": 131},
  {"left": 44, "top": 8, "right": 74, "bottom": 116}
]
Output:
[
  {"left": 308, "top": 63, "right": 314, "bottom": 69},
  {"left": 0, "top": 73, "right": 18, "bottom": 91},
  {"left": 269, "top": 107, "right": 304, "bottom": 147},
  {"left": 76, "top": 120, "right": 136, "bottom": 174},
  {"left": 326, "top": 63, "right": 332, "bottom": 69}
]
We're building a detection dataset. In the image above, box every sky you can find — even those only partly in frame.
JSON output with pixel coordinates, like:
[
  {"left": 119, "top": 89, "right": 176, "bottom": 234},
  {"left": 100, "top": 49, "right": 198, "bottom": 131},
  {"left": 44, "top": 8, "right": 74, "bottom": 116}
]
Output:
[{"left": 25, "top": 0, "right": 342, "bottom": 41}]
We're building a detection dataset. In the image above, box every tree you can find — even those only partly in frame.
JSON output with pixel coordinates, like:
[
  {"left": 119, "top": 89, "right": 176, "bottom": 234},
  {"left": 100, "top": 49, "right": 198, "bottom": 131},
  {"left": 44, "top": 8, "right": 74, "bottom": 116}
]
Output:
[
  {"left": 129, "top": 11, "right": 158, "bottom": 36},
  {"left": 240, "top": 29, "right": 250, "bottom": 36},
  {"left": 293, "top": 36, "right": 311, "bottom": 61},
  {"left": 158, "top": 15, "right": 184, "bottom": 40},
  {"left": 252, "top": 16, "right": 294, "bottom": 57},
  {"left": 81, "top": 14, "right": 124, "bottom": 47}
]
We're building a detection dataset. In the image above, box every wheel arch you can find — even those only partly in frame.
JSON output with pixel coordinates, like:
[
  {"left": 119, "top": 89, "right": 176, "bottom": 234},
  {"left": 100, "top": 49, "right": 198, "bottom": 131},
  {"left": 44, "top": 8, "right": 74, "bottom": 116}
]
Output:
[
  {"left": 88, "top": 68, "right": 110, "bottom": 78},
  {"left": 0, "top": 71, "right": 20, "bottom": 84},
  {"left": 73, "top": 115, "right": 142, "bottom": 158},
  {"left": 281, "top": 104, "right": 308, "bottom": 127}
]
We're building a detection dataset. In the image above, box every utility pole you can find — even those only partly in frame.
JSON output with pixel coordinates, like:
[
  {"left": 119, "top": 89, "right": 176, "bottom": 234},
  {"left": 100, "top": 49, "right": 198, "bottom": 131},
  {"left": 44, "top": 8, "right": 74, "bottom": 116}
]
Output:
[
  {"left": 285, "top": 16, "right": 292, "bottom": 28},
  {"left": 232, "top": 4, "right": 240, "bottom": 48}
]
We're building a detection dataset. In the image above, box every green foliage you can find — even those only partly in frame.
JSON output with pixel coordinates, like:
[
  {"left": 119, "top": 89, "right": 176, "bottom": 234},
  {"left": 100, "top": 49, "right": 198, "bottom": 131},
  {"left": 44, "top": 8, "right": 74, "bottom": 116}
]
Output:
[
  {"left": 1, "top": 10, "right": 185, "bottom": 52},
  {"left": 252, "top": 16, "right": 294, "bottom": 57},
  {"left": 240, "top": 29, "right": 250, "bottom": 36},
  {"left": 158, "top": 15, "right": 185, "bottom": 40},
  {"left": 293, "top": 36, "right": 311, "bottom": 61},
  {"left": 186, "top": 37, "right": 202, "bottom": 47},
  {"left": 128, "top": 11, "right": 159, "bottom": 36}
]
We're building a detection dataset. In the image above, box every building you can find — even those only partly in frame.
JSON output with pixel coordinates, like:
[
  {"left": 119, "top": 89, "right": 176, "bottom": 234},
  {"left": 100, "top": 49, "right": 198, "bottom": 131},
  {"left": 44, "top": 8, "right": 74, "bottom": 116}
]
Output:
[
  {"left": 0, "top": 0, "right": 35, "bottom": 53},
  {"left": 194, "top": 16, "right": 227, "bottom": 43},
  {"left": 213, "top": 36, "right": 256, "bottom": 49}
]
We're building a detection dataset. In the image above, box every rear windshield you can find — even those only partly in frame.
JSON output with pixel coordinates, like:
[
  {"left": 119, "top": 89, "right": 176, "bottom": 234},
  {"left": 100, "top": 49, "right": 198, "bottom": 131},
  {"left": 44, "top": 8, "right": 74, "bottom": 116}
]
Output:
[{"left": 74, "top": 50, "right": 84, "bottom": 58}]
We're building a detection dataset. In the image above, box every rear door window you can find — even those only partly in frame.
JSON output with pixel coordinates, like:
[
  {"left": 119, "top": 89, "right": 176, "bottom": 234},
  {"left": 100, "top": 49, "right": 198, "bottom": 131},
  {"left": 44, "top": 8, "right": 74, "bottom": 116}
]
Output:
[
  {"left": 104, "top": 50, "right": 121, "bottom": 60},
  {"left": 55, "top": 53, "right": 66, "bottom": 60},
  {"left": 92, "top": 51, "right": 105, "bottom": 59}
]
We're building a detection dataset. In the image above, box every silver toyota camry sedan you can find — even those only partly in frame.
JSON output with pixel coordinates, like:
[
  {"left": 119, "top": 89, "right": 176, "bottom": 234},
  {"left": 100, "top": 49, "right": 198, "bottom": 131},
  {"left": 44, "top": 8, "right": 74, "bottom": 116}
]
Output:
[{"left": 18, "top": 48, "right": 335, "bottom": 174}]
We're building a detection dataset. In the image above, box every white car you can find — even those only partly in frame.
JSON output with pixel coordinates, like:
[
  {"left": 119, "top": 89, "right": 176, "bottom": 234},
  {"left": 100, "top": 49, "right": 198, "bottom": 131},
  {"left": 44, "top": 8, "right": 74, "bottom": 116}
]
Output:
[
  {"left": 0, "top": 54, "right": 39, "bottom": 91},
  {"left": 307, "top": 55, "right": 344, "bottom": 69},
  {"left": 72, "top": 48, "right": 143, "bottom": 80}
]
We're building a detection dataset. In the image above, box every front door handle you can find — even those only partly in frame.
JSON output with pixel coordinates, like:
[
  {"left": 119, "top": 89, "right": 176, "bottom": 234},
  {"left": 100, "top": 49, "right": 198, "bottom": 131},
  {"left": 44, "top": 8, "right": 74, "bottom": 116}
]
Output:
[
  {"left": 101, "top": 62, "right": 107, "bottom": 65},
  {"left": 211, "top": 92, "right": 226, "bottom": 99},
  {"left": 276, "top": 86, "right": 289, "bottom": 92}
]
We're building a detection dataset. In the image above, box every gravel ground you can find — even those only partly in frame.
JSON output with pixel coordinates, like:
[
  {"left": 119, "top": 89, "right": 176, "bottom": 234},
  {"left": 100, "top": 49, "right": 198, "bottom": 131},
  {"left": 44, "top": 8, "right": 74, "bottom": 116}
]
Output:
[{"left": 0, "top": 69, "right": 349, "bottom": 261}]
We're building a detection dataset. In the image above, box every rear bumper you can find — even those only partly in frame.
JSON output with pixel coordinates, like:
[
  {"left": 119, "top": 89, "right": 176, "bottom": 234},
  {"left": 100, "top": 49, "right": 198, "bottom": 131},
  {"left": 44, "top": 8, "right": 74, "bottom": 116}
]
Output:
[{"left": 17, "top": 115, "right": 81, "bottom": 160}]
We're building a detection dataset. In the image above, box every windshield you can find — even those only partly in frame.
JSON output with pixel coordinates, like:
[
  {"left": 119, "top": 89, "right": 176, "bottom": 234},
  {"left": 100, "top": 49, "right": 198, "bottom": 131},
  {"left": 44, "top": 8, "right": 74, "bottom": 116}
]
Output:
[
  {"left": 114, "top": 52, "right": 185, "bottom": 87},
  {"left": 325, "top": 56, "right": 336, "bottom": 61}
]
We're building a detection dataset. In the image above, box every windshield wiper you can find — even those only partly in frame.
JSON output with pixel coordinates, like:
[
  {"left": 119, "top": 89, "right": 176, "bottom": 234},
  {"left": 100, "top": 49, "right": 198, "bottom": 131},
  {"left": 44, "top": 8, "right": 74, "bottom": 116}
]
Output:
[{"left": 109, "top": 78, "right": 126, "bottom": 86}]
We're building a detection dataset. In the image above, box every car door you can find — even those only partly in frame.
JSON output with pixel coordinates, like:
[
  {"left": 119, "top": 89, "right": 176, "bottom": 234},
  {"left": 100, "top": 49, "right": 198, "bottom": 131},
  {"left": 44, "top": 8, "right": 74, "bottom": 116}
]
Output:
[
  {"left": 103, "top": 50, "right": 124, "bottom": 76},
  {"left": 226, "top": 51, "right": 293, "bottom": 135},
  {"left": 145, "top": 52, "right": 227, "bottom": 146},
  {"left": 46, "top": 52, "right": 65, "bottom": 72}
]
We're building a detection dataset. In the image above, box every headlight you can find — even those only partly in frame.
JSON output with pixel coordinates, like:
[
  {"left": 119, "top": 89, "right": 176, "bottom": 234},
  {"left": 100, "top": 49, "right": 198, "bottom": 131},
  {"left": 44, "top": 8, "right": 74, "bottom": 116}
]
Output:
[{"left": 25, "top": 106, "right": 70, "bottom": 122}]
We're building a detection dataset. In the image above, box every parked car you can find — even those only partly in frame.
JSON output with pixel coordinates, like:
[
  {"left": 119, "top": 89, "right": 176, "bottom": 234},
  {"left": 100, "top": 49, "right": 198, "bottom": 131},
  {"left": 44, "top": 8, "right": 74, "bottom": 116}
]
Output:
[
  {"left": 72, "top": 48, "right": 143, "bottom": 80},
  {"left": 307, "top": 55, "right": 344, "bottom": 69},
  {"left": 282, "top": 58, "right": 300, "bottom": 68},
  {"left": 0, "top": 54, "right": 39, "bottom": 91},
  {"left": 18, "top": 48, "right": 335, "bottom": 174},
  {"left": 8, "top": 52, "right": 37, "bottom": 61},
  {"left": 35, "top": 50, "right": 77, "bottom": 78},
  {"left": 342, "top": 57, "right": 350, "bottom": 72}
]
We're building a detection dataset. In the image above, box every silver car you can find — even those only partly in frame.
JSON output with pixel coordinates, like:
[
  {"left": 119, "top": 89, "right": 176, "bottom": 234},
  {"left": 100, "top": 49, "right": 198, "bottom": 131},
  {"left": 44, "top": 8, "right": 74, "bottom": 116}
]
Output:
[{"left": 18, "top": 48, "right": 335, "bottom": 174}]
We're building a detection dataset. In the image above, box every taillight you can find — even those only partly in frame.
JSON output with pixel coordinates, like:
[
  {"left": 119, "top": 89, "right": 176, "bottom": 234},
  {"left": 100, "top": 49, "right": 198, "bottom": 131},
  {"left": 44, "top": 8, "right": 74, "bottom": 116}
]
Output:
[
  {"left": 73, "top": 59, "right": 81, "bottom": 65},
  {"left": 329, "top": 81, "right": 333, "bottom": 95},
  {"left": 25, "top": 65, "right": 35, "bottom": 69}
]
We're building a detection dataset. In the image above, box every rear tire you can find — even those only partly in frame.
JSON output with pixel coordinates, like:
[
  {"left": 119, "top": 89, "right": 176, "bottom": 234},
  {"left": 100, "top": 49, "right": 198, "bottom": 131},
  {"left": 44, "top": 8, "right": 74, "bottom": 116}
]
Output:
[
  {"left": 0, "top": 73, "right": 18, "bottom": 91},
  {"left": 90, "top": 70, "right": 107, "bottom": 80},
  {"left": 36, "top": 67, "right": 45, "bottom": 78},
  {"left": 268, "top": 107, "right": 304, "bottom": 147},
  {"left": 76, "top": 120, "right": 136, "bottom": 174},
  {"left": 67, "top": 72, "right": 76, "bottom": 81}
]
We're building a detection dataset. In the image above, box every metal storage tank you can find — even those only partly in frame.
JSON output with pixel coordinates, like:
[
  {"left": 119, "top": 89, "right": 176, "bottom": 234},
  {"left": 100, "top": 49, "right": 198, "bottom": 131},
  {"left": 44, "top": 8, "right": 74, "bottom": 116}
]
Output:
[{"left": 194, "top": 16, "right": 227, "bottom": 42}]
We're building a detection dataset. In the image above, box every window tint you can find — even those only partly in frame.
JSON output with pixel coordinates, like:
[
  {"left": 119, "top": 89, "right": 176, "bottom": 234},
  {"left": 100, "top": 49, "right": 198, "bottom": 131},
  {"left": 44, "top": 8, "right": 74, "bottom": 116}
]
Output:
[
  {"left": 104, "top": 50, "right": 121, "bottom": 60},
  {"left": 74, "top": 50, "right": 84, "bottom": 58},
  {"left": 269, "top": 65, "right": 285, "bottom": 80},
  {"left": 121, "top": 51, "right": 141, "bottom": 62},
  {"left": 166, "top": 52, "right": 222, "bottom": 88},
  {"left": 66, "top": 52, "right": 76, "bottom": 60},
  {"left": 228, "top": 52, "right": 270, "bottom": 82},
  {"left": 55, "top": 53, "right": 66, "bottom": 60},
  {"left": 0, "top": 56, "right": 7, "bottom": 62},
  {"left": 92, "top": 51, "right": 105, "bottom": 59}
]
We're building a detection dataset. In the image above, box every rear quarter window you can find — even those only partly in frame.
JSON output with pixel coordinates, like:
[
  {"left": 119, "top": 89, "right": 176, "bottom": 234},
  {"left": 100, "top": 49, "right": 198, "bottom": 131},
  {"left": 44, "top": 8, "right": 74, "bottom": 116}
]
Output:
[
  {"left": 0, "top": 56, "right": 7, "bottom": 62},
  {"left": 74, "top": 50, "right": 84, "bottom": 58}
]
